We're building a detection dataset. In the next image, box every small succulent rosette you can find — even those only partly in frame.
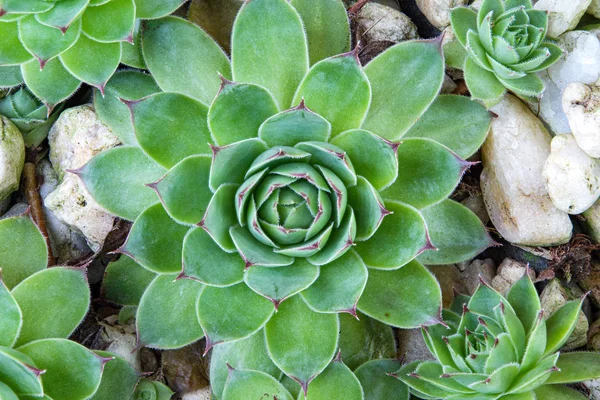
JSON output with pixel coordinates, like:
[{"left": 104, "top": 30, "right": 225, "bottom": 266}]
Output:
[
  {"left": 83, "top": 0, "right": 495, "bottom": 397},
  {"left": 397, "top": 270, "right": 600, "bottom": 399},
  {"left": 450, "top": 0, "right": 562, "bottom": 105},
  {"left": 0, "top": 0, "right": 186, "bottom": 109}
]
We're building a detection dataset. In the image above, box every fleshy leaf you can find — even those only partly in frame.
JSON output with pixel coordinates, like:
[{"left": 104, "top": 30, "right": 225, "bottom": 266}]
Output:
[
  {"left": 305, "top": 360, "right": 363, "bottom": 400},
  {"left": 355, "top": 359, "right": 409, "bottom": 400},
  {"left": 464, "top": 58, "right": 506, "bottom": 106},
  {"left": 222, "top": 368, "right": 293, "bottom": 400},
  {"left": 230, "top": 225, "right": 294, "bottom": 267},
  {"left": 60, "top": 35, "right": 120, "bottom": 90},
  {"left": 534, "top": 385, "right": 588, "bottom": 400},
  {"left": 151, "top": 155, "right": 211, "bottom": 225},
  {"left": 209, "top": 138, "right": 268, "bottom": 191},
  {"left": 34, "top": 0, "right": 88, "bottom": 31},
  {"left": 497, "top": 73, "right": 545, "bottom": 98},
  {"left": 355, "top": 200, "right": 427, "bottom": 270},
  {"left": 121, "top": 21, "right": 145, "bottom": 69},
  {"left": 450, "top": 7, "right": 477, "bottom": 46},
  {"left": 358, "top": 260, "right": 442, "bottom": 328},
  {"left": 76, "top": 146, "right": 166, "bottom": 221},
  {"left": 301, "top": 250, "right": 367, "bottom": 314},
  {"left": 546, "top": 352, "right": 600, "bottom": 384},
  {"left": 244, "top": 258, "right": 319, "bottom": 307},
  {"left": 122, "top": 203, "right": 190, "bottom": 274},
  {"left": 142, "top": 16, "right": 231, "bottom": 106},
  {"left": 21, "top": 58, "right": 80, "bottom": 108},
  {"left": 208, "top": 81, "right": 279, "bottom": 146},
  {"left": 183, "top": 227, "right": 244, "bottom": 287},
  {"left": 265, "top": 295, "right": 339, "bottom": 389},
  {"left": 90, "top": 350, "right": 139, "bottom": 400},
  {"left": 506, "top": 271, "right": 541, "bottom": 334},
  {"left": 402, "top": 95, "right": 492, "bottom": 159},
  {"left": 94, "top": 70, "right": 160, "bottom": 145},
  {"left": 18, "top": 16, "right": 81, "bottom": 66},
  {"left": 0, "top": 278, "right": 21, "bottom": 347},
  {"left": 196, "top": 283, "right": 275, "bottom": 346},
  {"left": 210, "top": 331, "right": 282, "bottom": 399},
  {"left": 381, "top": 138, "right": 467, "bottom": 209},
  {"left": 544, "top": 299, "right": 584, "bottom": 355},
  {"left": 0, "top": 21, "right": 33, "bottom": 65},
  {"left": 201, "top": 184, "right": 239, "bottom": 252},
  {"left": 129, "top": 92, "right": 211, "bottom": 168},
  {"left": 0, "top": 215, "right": 47, "bottom": 289},
  {"left": 81, "top": 0, "right": 135, "bottom": 43},
  {"left": 0, "top": 65, "right": 23, "bottom": 87},
  {"left": 231, "top": 0, "right": 308, "bottom": 109},
  {"left": 259, "top": 103, "right": 331, "bottom": 147},
  {"left": 137, "top": 273, "right": 204, "bottom": 349},
  {"left": 0, "top": 381, "right": 18, "bottom": 400},
  {"left": 12, "top": 267, "right": 89, "bottom": 347},
  {"left": 0, "top": 347, "right": 43, "bottom": 397},
  {"left": 102, "top": 255, "right": 155, "bottom": 306},
  {"left": 293, "top": 52, "right": 370, "bottom": 136},
  {"left": 362, "top": 38, "right": 444, "bottom": 140},
  {"left": 348, "top": 176, "right": 389, "bottom": 241},
  {"left": 295, "top": 142, "right": 356, "bottom": 187},
  {"left": 418, "top": 199, "right": 493, "bottom": 265},
  {"left": 0, "top": 0, "right": 53, "bottom": 14},
  {"left": 18, "top": 339, "right": 105, "bottom": 400},
  {"left": 308, "top": 207, "right": 356, "bottom": 266}
]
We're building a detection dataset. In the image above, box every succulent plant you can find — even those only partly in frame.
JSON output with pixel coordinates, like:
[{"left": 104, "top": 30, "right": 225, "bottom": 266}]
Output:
[
  {"left": 80, "top": 0, "right": 494, "bottom": 397},
  {"left": 0, "top": 0, "right": 186, "bottom": 109},
  {"left": 450, "top": 0, "right": 562, "bottom": 105},
  {"left": 397, "top": 270, "right": 600, "bottom": 399}
]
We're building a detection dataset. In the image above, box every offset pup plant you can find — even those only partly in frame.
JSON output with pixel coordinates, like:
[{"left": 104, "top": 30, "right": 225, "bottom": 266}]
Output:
[
  {"left": 450, "top": 0, "right": 562, "bottom": 105},
  {"left": 84, "top": 0, "right": 494, "bottom": 397},
  {"left": 398, "top": 270, "right": 600, "bottom": 399},
  {"left": 0, "top": 0, "right": 185, "bottom": 109}
]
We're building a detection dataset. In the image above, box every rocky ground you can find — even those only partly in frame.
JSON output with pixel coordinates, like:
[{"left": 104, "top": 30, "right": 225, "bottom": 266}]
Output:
[{"left": 1, "top": 0, "right": 600, "bottom": 399}]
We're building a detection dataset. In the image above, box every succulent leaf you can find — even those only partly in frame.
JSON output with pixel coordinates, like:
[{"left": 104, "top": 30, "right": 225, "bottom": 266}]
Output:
[
  {"left": 209, "top": 139, "right": 269, "bottom": 191},
  {"left": 81, "top": 0, "right": 135, "bottom": 43},
  {"left": 121, "top": 20, "right": 145, "bottom": 69},
  {"left": 546, "top": 352, "right": 600, "bottom": 384},
  {"left": 1, "top": 0, "right": 53, "bottom": 14},
  {"left": 305, "top": 360, "right": 363, "bottom": 399},
  {"left": 222, "top": 368, "right": 293, "bottom": 400},
  {"left": 348, "top": 176, "right": 390, "bottom": 241},
  {"left": 133, "top": 0, "right": 185, "bottom": 19},
  {"left": 90, "top": 351, "right": 139, "bottom": 400},
  {"left": 506, "top": 271, "right": 541, "bottom": 334},
  {"left": 534, "top": 385, "right": 588, "bottom": 400},
  {"left": 0, "top": 279, "right": 21, "bottom": 347},
  {"left": 355, "top": 359, "right": 409, "bottom": 400},
  {"left": 21, "top": 58, "right": 80, "bottom": 108},
  {"left": 543, "top": 298, "right": 584, "bottom": 355},
  {"left": 136, "top": 273, "right": 204, "bottom": 349},
  {"left": 339, "top": 313, "right": 396, "bottom": 370},
  {"left": 102, "top": 255, "right": 155, "bottom": 306},
  {"left": 34, "top": 0, "right": 89, "bottom": 31},
  {"left": 0, "top": 21, "right": 33, "bottom": 65},
  {"left": 463, "top": 57, "right": 506, "bottom": 106},
  {"left": 0, "top": 347, "right": 43, "bottom": 397},
  {"left": 18, "top": 16, "right": 81, "bottom": 66},
  {"left": 0, "top": 65, "right": 23, "bottom": 87},
  {"left": 142, "top": 16, "right": 231, "bottom": 106},
  {"left": 258, "top": 104, "right": 331, "bottom": 147}
]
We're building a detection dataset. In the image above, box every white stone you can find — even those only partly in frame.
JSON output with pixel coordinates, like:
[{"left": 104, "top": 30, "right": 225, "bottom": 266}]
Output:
[
  {"left": 583, "top": 199, "right": 600, "bottom": 242},
  {"left": 46, "top": 105, "right": 120, "bottom": 251},
  {"left": 482, "top": 94, "right": 572, "bottom": 246},
  {"left": 0, "top": 116, "right": 24, "bottom": 200},
  {"left": 534, "top": 0, "right": 592, "bottom": 38},
  {"left": 356, "top": 3, "right": 419, "bottom": 44},
  {"left": 491, "top": 258, "right": 535, "bottom": 295},
  {"left": 543, "top": 133, "right": 600, "bottom": 214},
  {"left": 461, "top": 258, "right": 496, "bottom": 295},
  {"left": 461, "top": 193, "right": 490, "bottom": 225},
  {"left": 590, "top": 0, "right": 600, "bottom": 18},
  {"left": 535, "top": 31, "right": 600, "bottom": 135},
  {"left": 563, "top": 82, "right": 600, "bottom": 158},
  {"left": 584, "top": 378, "right": 600, "bottom": 400},
  {"left": 415, "top": 0, "right": 469, "bottom": 29},
  {"left": 100, "top": 318, "right": 141, "bottom": 371},
  {"left": 182, "top": 388, "right": 212, "bottom": 400}
]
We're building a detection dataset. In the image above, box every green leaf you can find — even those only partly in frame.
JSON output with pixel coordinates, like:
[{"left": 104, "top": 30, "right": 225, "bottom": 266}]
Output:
[
  {"left": 295, "top": 142, "right": 356, "bottom": 187},
  {"left": 121, "top": 21, "right": 145, "bottom": 69},
  {"left": 544, "top": 299, "right": 584, "bottom": 355},
  {"left": 381, "top": 138, "right": 467, "bottom": 209},
  {"left": 18, "top": 16, "right": 81, "bottom": 65},
  {"left": 507, "top": 271, "right": 540, "bottom": 334},
  {"left": 230, "top": 225, "right": 294, "bottom": 267},
  {"left": 81, "top": 0, "right": 135, "bottom": 42},
  {"left": 546, "top": 352, "right": 600, "bottom": 384},
  {"left": 402, "top": 95, "right": 492, "bottom": 159},
  {"left": 362, "top": 39, "right": 444, "bottom": 140},
  {"left": 101, "top": 255, "right": 155, "bottom": 306},
  {"left": 301, "top": 250, "right": 367, "bottom": 314},
  {"left": 305, "top": 360, "right": 363, "bottom": 400},
  {"left": 290, "top": 0, "right": 349, "bottom": 65},
  {"left": 308, "top": 206, "right": 356, "bottom": 265},
  {"left": 244, "top": 258, "right": 319, "bottom": 306},
  {"left": 0, "top": 215, "right": 47, "bottom": 289},
  {"left": 210, "top": 331, "right": 282, "bottom": 399},
  {"left": 478, "top": 0, "right": 504, "bottom": 25},
  {"left": 134, "top": 0, "right": 185, "bottom": 19},
  {"left": 209, "top": 138, "right": 268, "bottom": 191},
  {"left": 354, "top": 200, "right": 427, "bottom": 270},
  {"left": 0, "top": 346, "right": 43, "bottom": 397},
  {"left": 259, "top": 103, "right": 331, "bottom": 147},
  {"left": 0, "top": 382, "right": 18, "bottom": 400},
  {"left": 12, "top": 267, "right": 89, "bottom": 347},
  {"left": 60, "top": 34, "right": 120, "bottom": 90},
  {"left": 450, "top": 7, "right": 477, "bottom": 47},
  {"left": 358, "top": 260, "right": 442, "bottom": 328},
  {"left": 293, "top": 52, "right": 370, "bottom": 136},
  {"left": 355, "top": 359, "right": 409, "bottom": 400},
  {"left": 202, "top": 184, "right": 239, "bottom": 252},
  {"left": 34, "top": 0, "right": 88, "bottom": 31},
  {"left": 0, "top": 0, "right": 53, "bottom": 14},
  {"left": 137, "top": 273, "right": 204, "bottom": 349},
  {"left": 497, "top": 73, "right": 545, "bottom": 97},
  {"left": 21, "top": 58, "right": 80, "bottom": 108},
  {"left": 265, "top": 295, "right": 339, "bottom": 388},
  {"left": 222, "top": 368, "right": 293, "bottom": 400},
  {"left": 18, "top": 338, "right": 105, "bottom": 400},
  {"left": 528, "top": 43, "right": 562, "bottom": 72},
  {"left": 231, "top": 0, "right": 308, "bottom": 109},
  {"left": 90, "top": 351, "right": 139, "bottom": 400},
  {"left": 77, "top": 146, "right": 166, "bottom": 221},
  {"left": 339, "top": 312, "right": 396, "bottom": 371},
  {"left": 129, "top": 92, "right": 211, "bottom": 168},
  {"left": 418, "top": 199, "right": 493, "bottom": 265},
  {"left": 534, "top": 385, "right": 588, "bottom": 400},
  {"left": 330, "top": 129, "right": 398, "bottom": 191},
  {"left": 0, "top": 65, "right": 23, "bottom": 87},
  {"left": 0, "top": 21, "right": 33, "bottom": 65},
  {"left": 208, "top": 81, "right": 279, "bottom": 146},
  {"left": 196, "top": 283, "right": 275, "bottom": 346},
  {"left": 464, "top": 57, "right": 506, "bottom": 106},
  {"left": 0, "top": 279, "right": 21, "bottom": 347},
  {"left": 93, "top": 70, "right": 160, "bottom": 145},
  {"left": 348, "top": 176, "right": 388, "bottom": 241},
  {"left": 142, "top": 16, "right": 231, "bottom": 106},
  {"left": 183, "top": 227, "right": 245, "bottom": 287},
  {"left": 122, "top": 203, "right": 190, "bottom": 274}
]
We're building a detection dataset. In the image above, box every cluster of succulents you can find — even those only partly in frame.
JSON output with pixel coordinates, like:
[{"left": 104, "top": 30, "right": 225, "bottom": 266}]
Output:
[
  {"left": 0, "top": 0, "right": 186, "bottom": 108},
  {"left": 398, "top": 270, "right": 600, "bottom": 399},
  {"left": 450, "top": 0, "right": 562, "bottom": 105}
]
